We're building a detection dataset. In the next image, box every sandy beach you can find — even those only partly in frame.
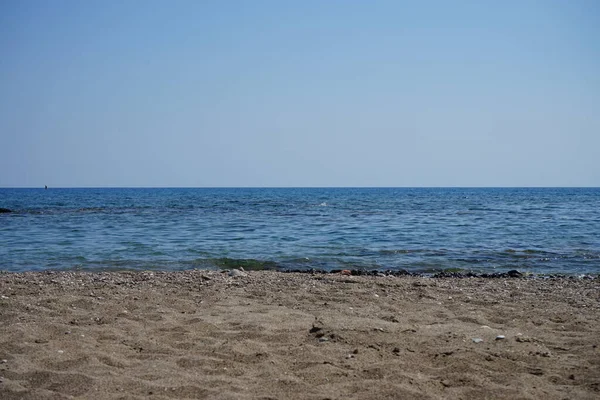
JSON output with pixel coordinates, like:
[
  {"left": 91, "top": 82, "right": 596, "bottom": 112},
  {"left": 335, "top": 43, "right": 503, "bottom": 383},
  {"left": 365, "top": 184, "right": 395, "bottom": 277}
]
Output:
[{"left": 0, "top": 270, "right": 598, "bottom": 399}]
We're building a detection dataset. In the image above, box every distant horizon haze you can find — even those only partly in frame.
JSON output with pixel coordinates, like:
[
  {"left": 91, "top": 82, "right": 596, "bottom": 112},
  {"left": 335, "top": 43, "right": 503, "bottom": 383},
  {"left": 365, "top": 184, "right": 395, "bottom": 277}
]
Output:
[{"left": 1, "top": 186, "right": 599, "bottom": 190}]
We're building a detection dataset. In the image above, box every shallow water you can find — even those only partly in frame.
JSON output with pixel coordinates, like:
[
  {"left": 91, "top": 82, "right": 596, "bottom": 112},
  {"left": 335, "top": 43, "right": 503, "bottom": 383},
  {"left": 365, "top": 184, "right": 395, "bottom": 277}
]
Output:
[{"left": 1, "top": 188, "right": 599, "bottom": 274}]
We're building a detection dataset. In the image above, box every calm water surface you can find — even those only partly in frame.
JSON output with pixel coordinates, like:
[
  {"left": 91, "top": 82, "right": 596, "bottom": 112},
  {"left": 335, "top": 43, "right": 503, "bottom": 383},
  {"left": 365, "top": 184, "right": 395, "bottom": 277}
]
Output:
[{"left": 1, "top": 188, "right": 599, "bottom": 274}]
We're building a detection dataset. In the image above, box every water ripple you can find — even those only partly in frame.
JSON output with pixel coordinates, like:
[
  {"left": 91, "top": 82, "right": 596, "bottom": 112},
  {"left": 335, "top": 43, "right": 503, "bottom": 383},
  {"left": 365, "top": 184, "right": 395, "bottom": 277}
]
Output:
[{"left": 1, "top": 187, "right": 599, "bottom": 274}]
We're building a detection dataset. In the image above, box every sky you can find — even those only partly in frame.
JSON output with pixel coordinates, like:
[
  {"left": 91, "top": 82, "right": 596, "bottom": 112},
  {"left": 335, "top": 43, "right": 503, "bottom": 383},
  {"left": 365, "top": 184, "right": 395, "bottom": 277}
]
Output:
[{"left": 0, "top": 0, "right": 598, "bottom": 187}]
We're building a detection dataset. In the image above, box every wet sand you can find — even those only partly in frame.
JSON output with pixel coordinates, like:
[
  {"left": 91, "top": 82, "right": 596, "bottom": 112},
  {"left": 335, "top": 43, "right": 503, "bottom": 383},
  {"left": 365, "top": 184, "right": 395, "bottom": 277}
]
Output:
[{"left": 1, "top": 270, "right": 599, "bottom": 399}]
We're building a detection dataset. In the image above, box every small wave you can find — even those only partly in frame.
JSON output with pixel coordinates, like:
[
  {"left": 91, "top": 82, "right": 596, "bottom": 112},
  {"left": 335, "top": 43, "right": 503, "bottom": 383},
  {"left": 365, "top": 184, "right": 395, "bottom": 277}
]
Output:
[
  {"left": 202, "top": 257, "right": 279, "bottom": 271},
  {"left": 503, "top": 248, "right": 558, "bottom": 256},
  {"left": 77, "top": 207, "right": 106, "bottom": 213},
  {"left": 378, "top": 249, "right": 426, "bottom": 255}
]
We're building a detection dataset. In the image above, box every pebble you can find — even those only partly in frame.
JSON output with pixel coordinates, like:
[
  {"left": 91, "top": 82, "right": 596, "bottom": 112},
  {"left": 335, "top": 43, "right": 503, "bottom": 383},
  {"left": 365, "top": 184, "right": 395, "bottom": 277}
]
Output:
[
  {"left": 0, "top": 359, "right": 7, "bottom": 364},
  {"left": 516, "top": 336, "right": 533, "bottom": 343},
  {"left": 496, "top": 335, "right": 506, "bottom": 340},
  {"left": 229, "top": 269, "right": 247, "bottom": 277},
  {"left": 318, "top": 337, "right": 329, "bottom": 342},
  {"left": 472, "top": 338, "right": 484, "bottom": 343},
  {"left": 57, "top": 350, "right": 64, "bottom": 354}
]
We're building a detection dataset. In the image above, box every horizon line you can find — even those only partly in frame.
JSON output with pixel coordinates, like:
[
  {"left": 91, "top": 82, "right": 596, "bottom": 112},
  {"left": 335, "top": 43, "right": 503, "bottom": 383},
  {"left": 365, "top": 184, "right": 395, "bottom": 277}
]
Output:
[{"left": 1, "top": 186, "right": 599, "bottom": 189}]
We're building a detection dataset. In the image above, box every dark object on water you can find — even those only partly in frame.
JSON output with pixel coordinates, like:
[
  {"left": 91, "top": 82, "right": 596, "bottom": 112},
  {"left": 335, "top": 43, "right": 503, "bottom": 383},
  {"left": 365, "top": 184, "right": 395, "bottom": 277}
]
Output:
[
  {"left": 0, "top": 208, "right": 12, "bottom": 213},
  {"left": 45, "top": 185, "right": 48, "bottom": 189}
]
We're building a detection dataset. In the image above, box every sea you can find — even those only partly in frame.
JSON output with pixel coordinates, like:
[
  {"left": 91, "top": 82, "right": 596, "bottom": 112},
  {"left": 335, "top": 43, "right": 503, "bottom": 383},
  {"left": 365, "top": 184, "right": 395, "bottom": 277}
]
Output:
[{"left": 1, "top": 188, "right": 599, "bottom": 275}]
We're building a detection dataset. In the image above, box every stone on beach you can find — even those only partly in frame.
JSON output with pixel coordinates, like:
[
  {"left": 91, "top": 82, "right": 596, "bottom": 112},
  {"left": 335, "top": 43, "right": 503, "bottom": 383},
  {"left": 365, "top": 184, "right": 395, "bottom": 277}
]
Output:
[{"left": 229, "top": 268, "right": 247, "bottom": 277}]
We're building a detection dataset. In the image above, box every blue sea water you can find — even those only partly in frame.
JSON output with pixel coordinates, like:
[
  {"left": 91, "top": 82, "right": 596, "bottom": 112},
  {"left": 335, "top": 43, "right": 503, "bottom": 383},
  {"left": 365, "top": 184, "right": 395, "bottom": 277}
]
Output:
[{"left": 0, "top": 188, "right": 599, "bottom": 274}]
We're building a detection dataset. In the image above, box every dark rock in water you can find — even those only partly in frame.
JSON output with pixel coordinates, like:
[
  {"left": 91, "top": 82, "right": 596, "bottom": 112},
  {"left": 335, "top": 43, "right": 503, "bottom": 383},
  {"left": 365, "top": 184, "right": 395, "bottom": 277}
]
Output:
[
  {"left": 0, "top": 208, "right": 12, "bottom": 213},
  {"left": 507, "top": 270, "right": 523, "bottom": 278}
]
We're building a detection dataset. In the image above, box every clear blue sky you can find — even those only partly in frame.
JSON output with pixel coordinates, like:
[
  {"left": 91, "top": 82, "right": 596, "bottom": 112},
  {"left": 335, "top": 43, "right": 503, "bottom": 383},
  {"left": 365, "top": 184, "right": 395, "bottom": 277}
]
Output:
[{"left": 1, "top": 0, "right": 598, "bottom": 187}]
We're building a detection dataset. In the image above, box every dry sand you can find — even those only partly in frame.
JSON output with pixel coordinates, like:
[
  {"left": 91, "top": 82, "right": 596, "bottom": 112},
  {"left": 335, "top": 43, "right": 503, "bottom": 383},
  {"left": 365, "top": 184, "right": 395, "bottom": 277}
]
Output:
[{"left": 0, "top": 270, "right": 598, "bottom": 399}]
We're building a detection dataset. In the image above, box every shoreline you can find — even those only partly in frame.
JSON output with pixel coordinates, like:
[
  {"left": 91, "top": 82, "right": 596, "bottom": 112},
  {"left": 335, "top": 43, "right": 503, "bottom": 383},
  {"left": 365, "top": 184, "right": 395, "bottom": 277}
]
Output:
[
  {"left": 1, "top": 270, "right": 599, "bottom": 399},
  {"left": 4, "top": 267, "right": 600, "bottom": 279}
]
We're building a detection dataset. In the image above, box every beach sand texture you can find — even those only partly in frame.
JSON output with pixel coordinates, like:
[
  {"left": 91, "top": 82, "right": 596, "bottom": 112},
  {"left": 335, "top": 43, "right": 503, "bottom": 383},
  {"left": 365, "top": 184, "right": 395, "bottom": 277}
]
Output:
[{"left": 0, "top": 271, "right": 598, "bottom": 399}]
